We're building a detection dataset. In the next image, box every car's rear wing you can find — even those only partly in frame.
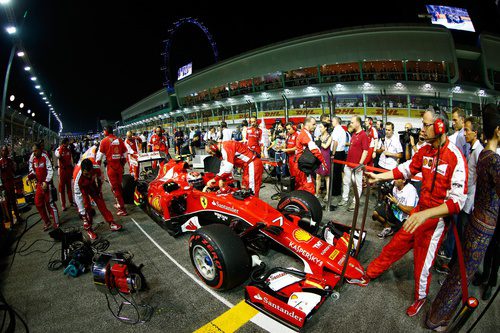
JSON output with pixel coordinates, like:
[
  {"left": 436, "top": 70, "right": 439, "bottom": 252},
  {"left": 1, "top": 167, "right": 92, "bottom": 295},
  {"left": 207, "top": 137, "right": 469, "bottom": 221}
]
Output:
[{"left": 137, "top": 151, "right": 168, "bottom": 162}]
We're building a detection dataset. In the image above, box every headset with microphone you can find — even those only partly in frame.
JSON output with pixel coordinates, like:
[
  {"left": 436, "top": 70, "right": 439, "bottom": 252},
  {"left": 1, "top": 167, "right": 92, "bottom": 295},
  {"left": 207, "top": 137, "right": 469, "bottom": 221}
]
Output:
[{"left": 208, "top": 141, "right": 222, "bottom": 158}]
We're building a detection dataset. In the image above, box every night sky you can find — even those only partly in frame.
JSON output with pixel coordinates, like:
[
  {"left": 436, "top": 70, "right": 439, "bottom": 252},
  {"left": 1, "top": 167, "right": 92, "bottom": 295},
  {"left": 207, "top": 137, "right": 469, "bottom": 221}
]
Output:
[{"left": 1, "top": 0, "right": 499, "bottom": 133}]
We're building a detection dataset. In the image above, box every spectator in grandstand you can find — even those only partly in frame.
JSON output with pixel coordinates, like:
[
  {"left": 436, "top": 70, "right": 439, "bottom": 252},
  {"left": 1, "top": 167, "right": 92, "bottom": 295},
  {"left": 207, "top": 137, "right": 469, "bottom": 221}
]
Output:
[
  {"left": 330, "top": 117, "right": 347, "bottom": 203},
  {"left": 448, "top": 107, "right": 469, "bottom": 158},
  {"left": 174, "top": 128, "right": 184, "bottom": 155},
  {"left": 283, "top": 122, "right": 298, "bottom": 179},
  {"left": 338, "top": 116, "right": 369, "bottom": 211},
  {"left": 376, "top": 122, "right": 403, "bottom": 170},
  {"left": 315, "top": 122, "right": 332, "bottom": 202},
  {"left": 246, "top": 116, "right": 263, "bottom": 156},
  {"left": 140, "top": 131, "right": 148, "bottom": 153},
  {"left": 232, "top": 125, "right": 243, "bottom": 142},
  {"left": 294, "top": 117, "right": 327, "bottom": 195},
  {"left": 364, "top": 117, "right": 378, "bottom": 166},
  {"left": 220, "top": 121, "right": 233, "bottom": 142},
  {"left": 373, "top": 179, "right": 419, "bottom": 239},
  {"left": 97, "top": 126, "right": 128, "bottom": 217},
  {"left": 427, "top": 105, "right": 499, "bottom": 330},
  {"left": 54, "top": 138, "right": 75, "bottom": 211}
]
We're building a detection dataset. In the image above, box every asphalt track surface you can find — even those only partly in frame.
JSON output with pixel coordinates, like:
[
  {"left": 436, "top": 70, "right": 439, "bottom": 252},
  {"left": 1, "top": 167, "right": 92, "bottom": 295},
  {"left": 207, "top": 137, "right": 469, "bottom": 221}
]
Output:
[{"left": 1, "top": 160, "right": 498, "bottom": 333}]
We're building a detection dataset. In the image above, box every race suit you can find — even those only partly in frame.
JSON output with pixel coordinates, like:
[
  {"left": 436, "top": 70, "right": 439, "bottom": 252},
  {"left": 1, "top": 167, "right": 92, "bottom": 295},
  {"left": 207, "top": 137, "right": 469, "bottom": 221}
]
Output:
[
  {"left": 73, "top": 163, "right": 114, "bottom": 227},
  {"left": 246, "top": 126, "right": 262, "bottom": 155},
  {"left": 78, "top": 145, "right": 99, "bottom": 165},
  {"left": 55, "top": 145, "right": 74, "bottom": 208},
  {"left": 366, "top": 138, "right": 468, "bottom": 301},
  {"left": 29, "top": 152, "right": 59, "bottom": 228},
  {"left": 294, "top": 129, "right": 326, "bottom": 195},
  {"left": 125, "top": 136, "right": 142, "bottom": 180},
  {"left": 365, "top": 126, "right": 378, "bottom": 166},
  {"left": 213, "top": 141, "right": 263, "bottom": 197},
  {"left": 97, "top": 135, "right": 128, "bottom": 211},
  {"left": 0, "top": 156, "right": 20, "bottom": 221},
  {"left": 286, "top": 131, "right": 299, "bottom": 179}
]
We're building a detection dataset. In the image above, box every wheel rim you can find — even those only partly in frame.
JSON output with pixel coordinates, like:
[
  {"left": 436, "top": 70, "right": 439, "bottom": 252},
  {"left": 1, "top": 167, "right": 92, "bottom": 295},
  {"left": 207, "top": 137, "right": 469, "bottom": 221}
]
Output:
[
  {"left": 192, "top": 245, "right": 216, "bottom": 280},
  {"left": 284, "top": 204, "right": 311, "bottom": 218}
]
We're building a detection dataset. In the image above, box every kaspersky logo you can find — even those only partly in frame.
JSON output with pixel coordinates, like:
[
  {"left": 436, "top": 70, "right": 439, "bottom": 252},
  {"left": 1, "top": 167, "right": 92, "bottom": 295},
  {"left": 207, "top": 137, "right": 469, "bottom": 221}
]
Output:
[{"left": 254, "top": 294, "right": 303, "bottom": 322}]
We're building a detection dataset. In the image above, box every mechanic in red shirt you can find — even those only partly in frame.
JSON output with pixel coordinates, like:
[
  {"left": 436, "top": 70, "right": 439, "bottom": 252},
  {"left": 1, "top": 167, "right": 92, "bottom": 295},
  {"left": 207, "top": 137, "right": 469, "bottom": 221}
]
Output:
[
  {"left": 55, "top": 138, "right": 75, "bottom": 211},
  {"left": 245, "top": 116, "right": 262, "bottom": 155},
  {"left": 364, "top": 117, "right": 378, "bottom": 166},
  {"left": 149, "top": 126, "right": 169, "bottom": 153},
  {"left": 0, "top": 146, "right": 22, "bottom": 223},
  {"left": 74, "top": 158, "right": 122, "bottom": 240},
  {"left": 363, "top": 109, "right": 468, "bottom": 317},
  {"left": 282, "top": 122, "right": 299, "bottom": 179},
  {"left": 205, "top": 140, "right": 263, "bottom": 197},
  {"left": 96, "top": 126, "right": 128, "bottom": 216},
  {"left": 338, "top": 116, "right": 369, "bottom": 211},
  {"left": 294, "top": 117, "right": 327, "bottom": 195},
  {"left": 29, "top": 143, "right": 59, "bottom": 231},
  {"left": 124, "top": 131, "right": 142, "bottom": 180}
]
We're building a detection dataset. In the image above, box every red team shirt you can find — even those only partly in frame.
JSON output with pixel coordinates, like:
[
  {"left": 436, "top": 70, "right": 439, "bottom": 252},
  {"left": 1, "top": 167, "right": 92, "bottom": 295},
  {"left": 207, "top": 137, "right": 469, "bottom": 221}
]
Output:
[{"left": 246, "top": 127, "right": 262, "bottom": 154}]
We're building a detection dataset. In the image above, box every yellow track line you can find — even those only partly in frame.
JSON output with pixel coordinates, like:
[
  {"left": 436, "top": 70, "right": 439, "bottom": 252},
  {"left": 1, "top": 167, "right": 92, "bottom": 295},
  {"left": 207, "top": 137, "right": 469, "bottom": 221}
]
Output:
[{"left": 194, "top": 300, "right": 259, "bottom": 333}]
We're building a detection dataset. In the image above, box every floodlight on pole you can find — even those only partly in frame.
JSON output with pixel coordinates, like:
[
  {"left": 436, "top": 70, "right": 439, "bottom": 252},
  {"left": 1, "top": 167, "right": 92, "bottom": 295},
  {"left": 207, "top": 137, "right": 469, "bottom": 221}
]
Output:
[
  {"left": 19, "top": 103, "right": 24, "bottom": 108},
  {"left": 16, "top": 51, "right": 24, "bottom": 57},
  {"left": 6, "top": 26, "right": 16, "bottom": 34},
  {"left": 0, "top": 0, "right": 12, "bottom": 5},
  {"left": 27, "top": 109, "right": 31, "bottom": 114},
  {"left": 24, "top": 66, "right": 30, "bottom": 71},
  {"left": 32, "top": 112, "right": 35, "bottom": 117},
  {"left": 35, "top": 85, "right": 40, "bottom": 89},
  {"left": 30, "top": 76, "right": 36, "bottom": 81}
]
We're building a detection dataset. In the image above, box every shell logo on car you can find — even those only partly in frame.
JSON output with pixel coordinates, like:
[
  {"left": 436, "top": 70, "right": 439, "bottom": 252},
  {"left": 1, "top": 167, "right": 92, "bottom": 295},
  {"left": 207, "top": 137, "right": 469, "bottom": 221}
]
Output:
[
  {"left": 293, "top": 229, "right": 312, "bottom": 243},
  {"left": 151, "top": 196, "right": 161, "bottom": 211}
]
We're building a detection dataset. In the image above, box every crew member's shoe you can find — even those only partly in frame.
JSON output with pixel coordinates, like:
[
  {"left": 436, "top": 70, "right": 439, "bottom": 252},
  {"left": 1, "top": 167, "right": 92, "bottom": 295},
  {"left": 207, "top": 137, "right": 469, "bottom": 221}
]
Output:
[
  {"left": 377, "top": 227, "right": 394, "bottom": 239},
  {"left": 116, "top": 209, "right": 128, "bottom": 216},
  {"left": 337, "top": 200, "right": 348, "bottom": 207},
  {"left": 114, "top": 203, "right": 120, "bottom": 210},
  {"left": 406, "top": 298, "right": 426, "bottom": 317},
  {"left": 43, "top": 223, "right": 51, "bottom": 232},
  {"left": 109, "top": 222, "right": 123, "bottom": 231},
  {"left": 347, "top": 201, "right": 356, "bottom": 212},
  {"left": 86, "top": 228, "right": 97, "bottom": 240}
]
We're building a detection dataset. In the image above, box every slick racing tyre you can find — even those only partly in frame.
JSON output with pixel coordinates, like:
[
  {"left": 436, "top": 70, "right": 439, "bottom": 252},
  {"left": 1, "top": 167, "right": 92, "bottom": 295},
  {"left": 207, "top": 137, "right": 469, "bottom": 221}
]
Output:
[
  {"left": 122, "top": 174, "right": 136, "bottom": 204},
  {"left": 277, "top": 190, "right": 322, "bottom": 234},
  {"left": 189, "top": 224, "right": 251, "bottom": 290}
]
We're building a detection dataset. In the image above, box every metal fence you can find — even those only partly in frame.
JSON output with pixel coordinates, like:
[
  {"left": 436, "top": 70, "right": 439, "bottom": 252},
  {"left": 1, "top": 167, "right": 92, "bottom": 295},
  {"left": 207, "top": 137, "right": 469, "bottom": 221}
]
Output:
[{"left": 1, "top": 106, "right": 58, "bottom": 156}]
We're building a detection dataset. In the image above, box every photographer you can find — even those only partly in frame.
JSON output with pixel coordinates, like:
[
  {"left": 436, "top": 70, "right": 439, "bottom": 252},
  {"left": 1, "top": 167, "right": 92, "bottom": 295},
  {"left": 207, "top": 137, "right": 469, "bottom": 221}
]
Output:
[
  {"left": 400, "top": 123, "right": 421, "bottom": 162},
  {"left": 373, "top": 179, "right": 419, "bottom": 239},
  {"left": 268, "top": 123, "right": 287, "bottom": 178}
]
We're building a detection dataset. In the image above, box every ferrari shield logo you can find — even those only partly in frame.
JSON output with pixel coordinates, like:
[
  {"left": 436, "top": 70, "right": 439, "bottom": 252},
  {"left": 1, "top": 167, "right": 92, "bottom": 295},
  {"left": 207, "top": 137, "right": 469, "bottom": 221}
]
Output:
[{"left": 200, "top": 196, "right": 208, "bottom": 209}]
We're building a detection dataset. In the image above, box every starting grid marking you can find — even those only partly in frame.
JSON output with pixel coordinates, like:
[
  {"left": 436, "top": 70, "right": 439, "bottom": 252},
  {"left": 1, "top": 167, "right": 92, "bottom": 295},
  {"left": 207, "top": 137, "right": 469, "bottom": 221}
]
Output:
[{"left": 131, "top": 218, "right": 295, "bottom": 333}]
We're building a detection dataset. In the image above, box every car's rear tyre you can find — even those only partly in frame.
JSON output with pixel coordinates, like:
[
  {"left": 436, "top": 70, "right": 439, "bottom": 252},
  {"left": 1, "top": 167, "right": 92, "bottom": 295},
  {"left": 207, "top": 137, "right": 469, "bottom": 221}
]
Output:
[
  {"left": 189, "top": 224, "right": 251, "bottom": 290},
  {"left": 277, "top": 190, "right": 322, "bottom": 234},
  {"left": 122, "top": 174, "right": 136, "bottom": 204}
]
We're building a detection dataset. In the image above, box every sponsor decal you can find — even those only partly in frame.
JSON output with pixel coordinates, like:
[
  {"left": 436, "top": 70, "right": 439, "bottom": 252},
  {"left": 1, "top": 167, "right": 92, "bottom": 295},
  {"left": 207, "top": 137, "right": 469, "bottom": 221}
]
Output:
[
  {"left": 261, "top": 296, "right": 303, "bottom": 323},
  {"left": 437, "top": 164, "right": 448, "bottom": 176},
  {"left": 321, "top": 245, "right": 332, "bottom": 256},
  {"left": 289, "top": 241, "right": 323, "bottom": 266},
  {"left": 423, "top": 157, "right": 434, "bottom": 169},
  {"left": 329, "top": 249, "right": 340, "bottom": 261},
  {"left": 312, "top": 240, "right": 323, "bottom": 249},
  {"left": 214, "top": 212, "right": 228, "bottom": 221},
  {"left": 375, "top": 108, "right": 402, "bottom": 116},
  {"left": 151, "top": 196, "right": 161, "bottom": 211},
  {"left": 293, "top": 229, "right": 313, "bottom": 243},
  {"left": 181, "top": 216, "right": 201, "bottom": 232},
  {"left": 336, "top": 108, "right": 356, "bottom": 115},
  {"left": 254, "top": 293, "right": 262, "bottom": 301},
  {"left": 210, "top": 200, "right": 239, "bottom": 214},
  {"left": 200, "top": 196, "right": 208, "bottom": 209},
  {"left": 271, "top": 216, "right": 283, "bottom": 226}
]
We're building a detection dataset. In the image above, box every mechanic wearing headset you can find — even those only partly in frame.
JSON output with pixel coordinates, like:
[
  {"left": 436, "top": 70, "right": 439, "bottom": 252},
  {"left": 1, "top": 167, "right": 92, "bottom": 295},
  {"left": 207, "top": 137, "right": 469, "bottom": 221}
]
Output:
[
  {"left": 54, "top": 138, "right": 75, "bottom": 211},
  {"left": 205, "top": 139, "right": 264, "bottom": 197},
  {"left": 363, "top": 109, "right": 468, "bottom": 317},
  {"left": 124, "top": 131, "right": 142, "bottom": 180},
  {"left": 294, "top": 116, "right": 327, "bottom": 195},
  {"left": 74, "top": 158, "right": 123, "bottom": 240},
  {"left": 245, "top": 116, "right": 262, "bottom": 156},
  {"left": 96, "top": 126, "right": 128, "bottom": 216}
]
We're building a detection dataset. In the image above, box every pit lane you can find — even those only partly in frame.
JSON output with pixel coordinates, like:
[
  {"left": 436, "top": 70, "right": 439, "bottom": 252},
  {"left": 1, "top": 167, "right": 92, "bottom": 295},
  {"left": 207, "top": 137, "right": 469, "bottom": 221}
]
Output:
[{"left": 0, "top": 161, "right": 498, "bottom": 333}]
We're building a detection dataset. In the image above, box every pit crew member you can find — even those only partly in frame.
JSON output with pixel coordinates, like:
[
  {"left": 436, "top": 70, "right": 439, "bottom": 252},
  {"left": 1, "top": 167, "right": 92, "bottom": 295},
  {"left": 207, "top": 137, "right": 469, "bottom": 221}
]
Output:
[
  {"left": 29, "top": 143, "right": 59, "bottom": 231},
  {"left": 282, "top": 122, "right": 298, "bottom": 178},
  {"left": 205, "top": 140, "right": 263, "bottom": 197},
  {"left": 124, "top": 131, "right": 142, "bottom": 180},
  {"left": 363, "top": 109, "right": 468, "bottom": 317},
  {"left": 74, "top": 158, "right": 122, "bottom": 240},
  {"left": 0, "top": 146, "right": 22, "bottom": 223},
  {"left": 246, "top": 116, "right": 262, "bottom": 156},
  {"left": 96, "top": 126, "right": 128, "bottom": 216},
  {"left": 55, "top": 138, "right": 75, "bottom": 210}
]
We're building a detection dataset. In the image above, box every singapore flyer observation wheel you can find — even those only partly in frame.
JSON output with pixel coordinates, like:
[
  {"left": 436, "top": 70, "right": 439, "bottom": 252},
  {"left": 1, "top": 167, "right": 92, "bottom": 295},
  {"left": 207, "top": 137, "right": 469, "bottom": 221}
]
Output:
[{"left": 162, "top": 17, "right": 218, "bottom": 90}]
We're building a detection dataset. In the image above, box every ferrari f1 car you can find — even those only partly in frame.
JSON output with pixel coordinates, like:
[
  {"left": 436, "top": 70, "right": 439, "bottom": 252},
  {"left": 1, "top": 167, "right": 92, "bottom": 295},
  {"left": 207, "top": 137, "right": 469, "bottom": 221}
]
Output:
[{"left": 126, "top": 152, "right": 367, "bottom": 331}]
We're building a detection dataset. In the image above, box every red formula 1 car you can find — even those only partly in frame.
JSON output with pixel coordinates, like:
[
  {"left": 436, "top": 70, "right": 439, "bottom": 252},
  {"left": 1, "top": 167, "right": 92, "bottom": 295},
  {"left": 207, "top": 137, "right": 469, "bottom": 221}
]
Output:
[{"left": 129, "top": 153, "right": 367, "bottom": 331}]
